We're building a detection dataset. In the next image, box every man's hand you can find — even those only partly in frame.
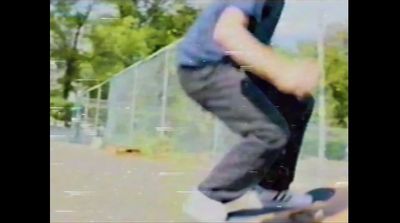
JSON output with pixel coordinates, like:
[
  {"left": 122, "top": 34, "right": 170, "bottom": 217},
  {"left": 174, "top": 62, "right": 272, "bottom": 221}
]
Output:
[
  {"left": 273, "top": 60, "right": 320, "bottom": 100},
  {"left": 214, "top": 6, "right": 320, "bottom": 100}
]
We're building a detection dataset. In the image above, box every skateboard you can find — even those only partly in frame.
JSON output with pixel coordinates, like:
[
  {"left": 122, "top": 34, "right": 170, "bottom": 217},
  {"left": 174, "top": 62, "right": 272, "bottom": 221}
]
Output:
[{"left": 227, "top": 182, "right": 348, "bottom": 223}]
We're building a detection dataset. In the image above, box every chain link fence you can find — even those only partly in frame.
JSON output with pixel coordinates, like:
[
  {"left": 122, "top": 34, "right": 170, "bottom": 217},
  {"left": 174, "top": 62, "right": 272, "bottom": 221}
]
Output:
[
  {"left": 77, "top": 41, "right": 348, "bottom": 161},
  {"left": 81, "top": 83, "right": 110, "bottom": 137}
]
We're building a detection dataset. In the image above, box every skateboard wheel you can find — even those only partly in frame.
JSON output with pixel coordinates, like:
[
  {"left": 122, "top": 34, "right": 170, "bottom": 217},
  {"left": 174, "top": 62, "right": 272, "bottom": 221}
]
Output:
[
  {"left": 314, "top": 209, "right": 325, "bottom": 220},
  {"left": 289, "top": 211, "right": 315, "bottom": 223}
]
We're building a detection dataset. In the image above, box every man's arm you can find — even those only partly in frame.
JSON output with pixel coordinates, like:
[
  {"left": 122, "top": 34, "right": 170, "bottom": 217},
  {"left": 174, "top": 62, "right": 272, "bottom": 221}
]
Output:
[{"left": 213, "top": 6, "right": 319, "bottom": 99}]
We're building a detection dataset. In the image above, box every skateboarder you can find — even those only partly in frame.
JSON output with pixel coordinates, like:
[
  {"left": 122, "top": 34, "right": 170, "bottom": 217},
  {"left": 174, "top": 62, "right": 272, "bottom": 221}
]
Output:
[{"left": 177, "top": 0, "right": 319, "bottom": 221}]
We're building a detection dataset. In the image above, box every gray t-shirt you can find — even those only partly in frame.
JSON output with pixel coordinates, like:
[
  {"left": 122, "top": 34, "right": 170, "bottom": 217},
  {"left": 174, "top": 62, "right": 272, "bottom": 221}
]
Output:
[{"left": 177, "top": 0, "right": 285, "bottom": 67}]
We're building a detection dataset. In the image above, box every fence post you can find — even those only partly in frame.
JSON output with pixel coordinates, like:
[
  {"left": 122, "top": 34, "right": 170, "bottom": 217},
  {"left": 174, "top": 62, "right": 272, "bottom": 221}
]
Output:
[
  {"left": 82, "top": 92, "right": 89, "bottom": 126},
  {"left": 159, "top": 50, "right": 170, "bottom": 136},
  {"left": 70, "top": 90, "right": 84, "bottom": 143},
  {"left": 94, "top": 86, "right": 102, "bottom": 136},
  {"left": 317, "top": 11, "right": 327, "bottom": 161},
  {"left": 129, "top": 68, "right": 138, "bottom": 143}
]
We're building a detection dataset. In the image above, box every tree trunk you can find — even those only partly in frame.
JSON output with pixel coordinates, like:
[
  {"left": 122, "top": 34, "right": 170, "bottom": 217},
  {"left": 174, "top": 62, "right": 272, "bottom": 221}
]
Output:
[{"left": 62, "top": 3, "right": 94, "bottom": 127}]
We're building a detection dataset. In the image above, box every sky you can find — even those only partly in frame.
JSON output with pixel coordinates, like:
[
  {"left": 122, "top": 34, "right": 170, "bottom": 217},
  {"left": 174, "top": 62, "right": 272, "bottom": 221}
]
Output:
[{"left": 271, "top": 0, "right": 348, "bottom": 50}]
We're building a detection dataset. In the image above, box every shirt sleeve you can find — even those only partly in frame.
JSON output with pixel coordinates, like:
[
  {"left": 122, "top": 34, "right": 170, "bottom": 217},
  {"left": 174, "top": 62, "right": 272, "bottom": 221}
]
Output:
[{"left": 224, "top": 0, "right": 258, "bottom": 17}]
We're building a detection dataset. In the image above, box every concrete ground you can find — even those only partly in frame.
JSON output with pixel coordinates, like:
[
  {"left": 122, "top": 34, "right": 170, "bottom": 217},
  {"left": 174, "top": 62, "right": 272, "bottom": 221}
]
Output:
[{"left": 50, "top": 141, "right": 348, "bottom": 223}]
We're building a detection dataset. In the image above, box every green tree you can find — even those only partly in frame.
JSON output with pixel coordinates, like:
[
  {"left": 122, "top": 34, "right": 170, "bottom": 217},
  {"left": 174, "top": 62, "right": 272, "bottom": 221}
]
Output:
[
  {"left": 50, "top": 0, "right": 198, "bottom": 126},
  {"left": 89, "top": 16, "right": 152, "bottom": 80},
  {"left": 325, "top": 41, "right": 348, "bottom": 127},
  {"left": 324, "top": 24, "right": 348, "bottom": 128},
  {"left": 51, "top": 0, "right": 95, "bottom": 126},
  {"left": 297, "top": 24, "right": 348, "bottom": 128},
  {"left": 50, "top": 0, "right": 94, "bottom": 99},
  {"left": 87, "top": 0, "right": 198, "bottom": 82}
]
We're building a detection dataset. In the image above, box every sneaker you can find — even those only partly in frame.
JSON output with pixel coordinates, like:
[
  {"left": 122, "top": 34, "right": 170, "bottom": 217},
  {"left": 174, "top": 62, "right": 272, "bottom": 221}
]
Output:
[
  {"left": 183, "top": 187, "right": 313, "bottom": 222},
  {"left": 182, "top": 189, "right": 227, "bottom": 222},
  {"left": 183, "top": 189, "right": 264, "bottom": 222},
  {"left": 254, "top": 186, "right": 313, "bottom": 209}
]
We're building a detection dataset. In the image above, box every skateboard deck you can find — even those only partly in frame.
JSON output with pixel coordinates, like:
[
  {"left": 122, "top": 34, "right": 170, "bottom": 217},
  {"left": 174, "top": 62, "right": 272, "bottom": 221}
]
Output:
[{"left": 228, "top": 182, "right": 348, "bottom": 223}]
